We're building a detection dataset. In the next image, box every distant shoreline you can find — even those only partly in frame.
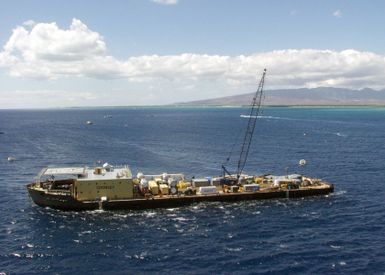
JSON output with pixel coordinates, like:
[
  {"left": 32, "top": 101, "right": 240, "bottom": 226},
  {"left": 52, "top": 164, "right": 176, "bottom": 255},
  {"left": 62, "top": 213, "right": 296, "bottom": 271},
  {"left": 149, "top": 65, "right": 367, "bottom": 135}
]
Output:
[
  {"left": 171, "top": 104, "right": 385, "bottom": 108},
  {"left": 2, "top": 105, "right": 385, "bottom": 111}
]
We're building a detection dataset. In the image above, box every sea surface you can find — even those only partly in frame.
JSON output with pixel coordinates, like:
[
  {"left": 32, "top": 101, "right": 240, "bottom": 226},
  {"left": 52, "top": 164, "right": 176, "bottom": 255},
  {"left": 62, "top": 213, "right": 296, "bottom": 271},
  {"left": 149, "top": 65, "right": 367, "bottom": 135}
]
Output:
[{"left": 0, "top": 107, "right": 385, "bottom": 274}]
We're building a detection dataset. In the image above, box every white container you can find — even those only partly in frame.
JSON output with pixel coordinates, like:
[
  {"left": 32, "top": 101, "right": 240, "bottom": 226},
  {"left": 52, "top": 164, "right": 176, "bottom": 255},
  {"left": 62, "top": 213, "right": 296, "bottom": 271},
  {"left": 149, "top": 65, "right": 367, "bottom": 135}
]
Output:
[
  {"left": 198, "top": 186, "right": 218, "bottom": 195},
  {"left": 243, "top": 184, "right": 260, "bottom": 192},
  {"left": 140, "top": 178, "right": 148, "bottom": 188},
  {"left": 211, "top": 177, "right": 223, "bottom": 186},
  {"left": 273, "top": 180, "right": 279, "bottom": 187},
  {"left": 192, "top": 178, "right": 210, "bottom": 188}
]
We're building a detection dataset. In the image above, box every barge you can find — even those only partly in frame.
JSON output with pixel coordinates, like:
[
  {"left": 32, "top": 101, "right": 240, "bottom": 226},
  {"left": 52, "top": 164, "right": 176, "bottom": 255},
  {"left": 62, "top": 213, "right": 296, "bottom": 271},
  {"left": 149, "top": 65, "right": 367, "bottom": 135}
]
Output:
[{"left": 27, "top": 164, "right": 333, "bottom": 211}]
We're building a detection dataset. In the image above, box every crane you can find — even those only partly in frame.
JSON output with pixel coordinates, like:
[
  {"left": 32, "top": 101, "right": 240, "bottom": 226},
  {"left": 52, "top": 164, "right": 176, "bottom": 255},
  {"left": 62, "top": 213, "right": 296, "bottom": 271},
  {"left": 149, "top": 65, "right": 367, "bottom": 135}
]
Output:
[{"left": 222, "top": 68, "right": 267, "bottom": 181}]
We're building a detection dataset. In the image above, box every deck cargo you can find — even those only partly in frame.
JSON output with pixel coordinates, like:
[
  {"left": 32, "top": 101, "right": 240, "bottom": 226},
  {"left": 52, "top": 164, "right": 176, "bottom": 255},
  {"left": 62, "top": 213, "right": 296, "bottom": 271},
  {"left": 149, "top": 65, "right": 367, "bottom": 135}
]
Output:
[
  {"left": 159, "top": 184, "right": 169, "bottom": 195},
  {"left": 243, "top": 184, "right": 260, "bottom": 192},
  {"left": 198, "top": 186, "right": 218, "bottom": 195},
  {"left": 192, "top": 178, "right": 211, "bottom": 188},
  {"left": 149, "top": 181, "right": 159, "bottom": 195}
]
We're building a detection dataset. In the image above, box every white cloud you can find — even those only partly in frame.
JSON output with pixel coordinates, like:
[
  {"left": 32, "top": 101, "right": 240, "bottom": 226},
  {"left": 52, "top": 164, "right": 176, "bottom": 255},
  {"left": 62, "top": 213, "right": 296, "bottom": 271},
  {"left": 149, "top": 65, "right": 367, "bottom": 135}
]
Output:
[
  {"left": 14, "top": 19, "right": 105, "bottom": 61},
  {"left": 0, "top": 18, "right": 107, "bottom": 78},
  {"left": 22, "top": 20, "right": 36, "bottom": 27},
  {"left": 333, "top": 9, "right": 342, "bottom": 18},
  {"left": 1, "top": 19, "right": 385, "bottom": 94},
  {"left": 152, "top": 0, "right": 178, "bottom": 5}
]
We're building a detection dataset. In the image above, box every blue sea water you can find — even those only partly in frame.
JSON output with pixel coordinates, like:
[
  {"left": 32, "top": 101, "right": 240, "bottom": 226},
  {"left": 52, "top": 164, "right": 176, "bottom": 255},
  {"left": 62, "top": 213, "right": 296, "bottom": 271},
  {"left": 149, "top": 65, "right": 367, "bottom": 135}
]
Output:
[{"left": 0, "top": 106, "right": 385, "bottom": 274}]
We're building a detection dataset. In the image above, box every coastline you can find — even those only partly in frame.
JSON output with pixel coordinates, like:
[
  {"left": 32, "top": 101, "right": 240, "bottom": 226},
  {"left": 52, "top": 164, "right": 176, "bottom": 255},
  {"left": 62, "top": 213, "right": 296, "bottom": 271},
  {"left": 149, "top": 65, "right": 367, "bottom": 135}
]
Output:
[{"left": 2, "top": 104, "right": 385, "bottom": 111}]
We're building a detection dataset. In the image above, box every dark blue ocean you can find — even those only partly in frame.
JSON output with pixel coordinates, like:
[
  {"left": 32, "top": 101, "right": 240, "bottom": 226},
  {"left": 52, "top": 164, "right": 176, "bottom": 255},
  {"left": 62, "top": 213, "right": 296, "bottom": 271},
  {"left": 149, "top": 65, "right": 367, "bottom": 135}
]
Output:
[{"left": 1, "top": 107, "right": 385, "bottom": 274}]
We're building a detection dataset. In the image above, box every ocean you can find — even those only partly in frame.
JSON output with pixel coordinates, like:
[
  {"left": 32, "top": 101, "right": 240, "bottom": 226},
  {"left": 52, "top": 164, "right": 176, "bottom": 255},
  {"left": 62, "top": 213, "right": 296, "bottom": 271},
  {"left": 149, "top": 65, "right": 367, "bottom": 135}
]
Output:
[{"left": 0, "top": 107, "right": 385, "bottom": 274}]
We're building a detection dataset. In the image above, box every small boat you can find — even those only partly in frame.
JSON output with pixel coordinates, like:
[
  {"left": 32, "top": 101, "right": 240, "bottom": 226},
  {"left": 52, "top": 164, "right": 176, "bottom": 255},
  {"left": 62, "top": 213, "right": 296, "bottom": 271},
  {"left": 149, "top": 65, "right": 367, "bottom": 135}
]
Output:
[
  {"left": 86, "top": 120, "right": 93, "bottom": 125},
  {"left": 27, "top": 69, "right": 334, "bottom": 211},
  {"left": 7, "top": 156, "right": 16, "bottom": 162}
]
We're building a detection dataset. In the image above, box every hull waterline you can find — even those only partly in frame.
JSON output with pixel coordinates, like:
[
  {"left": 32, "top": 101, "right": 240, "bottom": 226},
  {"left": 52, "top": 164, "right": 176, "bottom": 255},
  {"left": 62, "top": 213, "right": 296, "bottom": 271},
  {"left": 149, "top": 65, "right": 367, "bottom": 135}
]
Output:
[{"left": 27, "top": 183, "right": 334, "bottom": 211}]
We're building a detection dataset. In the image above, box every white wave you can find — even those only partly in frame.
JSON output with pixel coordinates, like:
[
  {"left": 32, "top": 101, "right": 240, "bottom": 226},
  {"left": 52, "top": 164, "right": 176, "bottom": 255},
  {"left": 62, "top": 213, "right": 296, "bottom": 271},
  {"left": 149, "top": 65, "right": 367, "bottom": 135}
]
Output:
[
  {"left": 113, "top": 213, "right": 128, "bottom": 218},
  {"left": 240, "top": 114, "right": 284, "bottom": 120},
  {"left": 144, "top": 211, "right": 156, "bottom": 217},
  {"left": 240, "top": 114, "right": 257, "bottom": 118},
  {"left": 173, "top": 217, "right": 189, "bottom": 222},
  {"left": 86, "top": 209, "right": 105, "bottom": 214},
  {"left": 226, "top": 247, "right": 243, "bottom": 252},
  {"left": 134, "top": 251, "right": 148, "bottom": 260},
  {"left": 332, "top": 190, "right": 347, "bottom": 196},
  {"left": 258, "top": 115, "right": 284, "bottom": 119},
  {"left": 335, "top": 132, "right": 348, "bottom": 137}
]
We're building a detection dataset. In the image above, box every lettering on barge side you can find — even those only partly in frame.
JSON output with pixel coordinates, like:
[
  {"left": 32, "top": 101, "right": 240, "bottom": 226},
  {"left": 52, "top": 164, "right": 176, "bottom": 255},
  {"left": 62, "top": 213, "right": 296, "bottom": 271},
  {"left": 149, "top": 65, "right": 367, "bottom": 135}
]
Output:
[{"left": 96, "top": 186, "right": 115, "bottom": 190}]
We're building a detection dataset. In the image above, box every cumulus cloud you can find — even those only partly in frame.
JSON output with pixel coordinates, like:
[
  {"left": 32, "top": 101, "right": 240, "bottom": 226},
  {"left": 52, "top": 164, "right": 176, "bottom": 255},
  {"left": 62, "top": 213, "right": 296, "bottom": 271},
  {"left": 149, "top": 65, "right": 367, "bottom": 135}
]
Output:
[
  {"left": 1, "top": 19, "right": 385, "bottom": 90},
  {"left": 0, "top": 18, "right": 107, "bottom": 78},
  {"left": 152, "top": 0, "right": 178, "bottom": 5}
]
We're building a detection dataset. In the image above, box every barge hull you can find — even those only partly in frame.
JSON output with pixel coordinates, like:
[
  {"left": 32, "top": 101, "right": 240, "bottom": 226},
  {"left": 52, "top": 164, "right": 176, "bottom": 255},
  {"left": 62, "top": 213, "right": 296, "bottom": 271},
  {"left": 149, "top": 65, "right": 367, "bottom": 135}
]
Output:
[
  {"left": 27, "top": 184, "right": 334, "bottom": 211},
  {"left": 27, "top": 185, "right": 98, "bottom": 211}
]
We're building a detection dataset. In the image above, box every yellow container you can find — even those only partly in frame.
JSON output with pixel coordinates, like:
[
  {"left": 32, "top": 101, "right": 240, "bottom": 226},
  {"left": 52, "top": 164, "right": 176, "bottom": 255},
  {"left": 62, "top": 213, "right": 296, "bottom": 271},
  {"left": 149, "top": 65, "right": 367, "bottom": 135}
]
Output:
[
  {"left": 159, "top": 184, "right": 169, "bottom": 195},
  {"left": 149, "top": 181, "right": 159, "bottom": 195},
  {"left": 177, "top": 181, "right": 188, "bottom": 190},
  {"left": 280, "top": 183, "right": 288, "bottom": 189}
]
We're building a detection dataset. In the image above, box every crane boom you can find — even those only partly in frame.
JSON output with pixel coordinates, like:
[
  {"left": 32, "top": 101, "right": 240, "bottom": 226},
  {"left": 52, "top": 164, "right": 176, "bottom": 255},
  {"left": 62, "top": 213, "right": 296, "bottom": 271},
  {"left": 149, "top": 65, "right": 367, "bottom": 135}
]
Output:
[{"left": 236, "top": 69, "right": 267, "bottom": 177}]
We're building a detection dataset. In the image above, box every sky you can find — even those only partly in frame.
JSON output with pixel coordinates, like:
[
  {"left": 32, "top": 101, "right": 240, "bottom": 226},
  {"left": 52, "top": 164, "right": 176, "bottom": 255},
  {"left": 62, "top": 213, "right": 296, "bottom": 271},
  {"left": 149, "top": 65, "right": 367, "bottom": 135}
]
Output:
[{"left": 1, "top": 0, "right": 385, "bottom": 108}]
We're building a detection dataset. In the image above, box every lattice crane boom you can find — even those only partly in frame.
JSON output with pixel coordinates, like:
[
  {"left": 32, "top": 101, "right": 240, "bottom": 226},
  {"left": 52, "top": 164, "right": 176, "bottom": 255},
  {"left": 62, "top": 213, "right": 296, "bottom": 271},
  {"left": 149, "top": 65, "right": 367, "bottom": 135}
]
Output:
[{"left": 222, "top": 69, "right": 267, "bottom": 179}]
